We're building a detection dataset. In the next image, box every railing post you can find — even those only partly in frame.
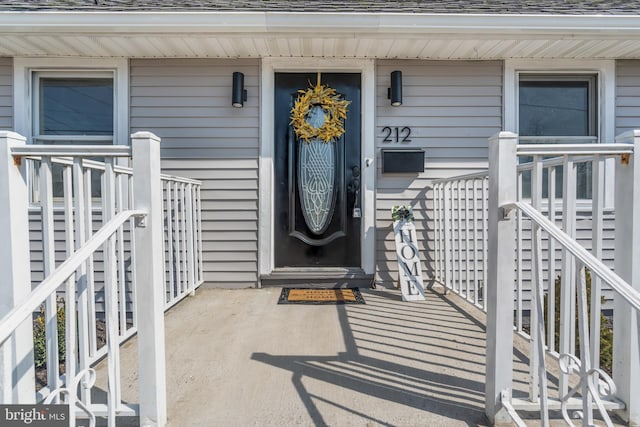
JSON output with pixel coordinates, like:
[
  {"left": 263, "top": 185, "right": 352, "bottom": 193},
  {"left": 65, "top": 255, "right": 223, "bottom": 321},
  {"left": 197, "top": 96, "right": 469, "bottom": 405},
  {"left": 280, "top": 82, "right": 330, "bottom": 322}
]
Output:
[
  {"left": 132, "top": 132, "right": 167, "bottom": 427},
  {"left": 613, "top": 130, "right": 640, "bottom": 426},
  {"left": 485, "top": 131, "right": 518, "bottom": 425},
  {"left": 0, "top": 131, "right": 35, "bottom": 404}
]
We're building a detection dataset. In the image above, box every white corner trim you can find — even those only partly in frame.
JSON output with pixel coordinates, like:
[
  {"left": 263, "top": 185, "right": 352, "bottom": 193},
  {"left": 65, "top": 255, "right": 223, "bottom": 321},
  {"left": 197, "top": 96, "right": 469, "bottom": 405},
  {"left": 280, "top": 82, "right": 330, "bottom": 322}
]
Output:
[
  {"left": 258, "top": 60, "right": 275, "bottom": 278},
  {"left": 259, "top": 58, "right": 376, "bottom": 276},
  {"left": 13, "top": 57, "right": 129, "bottom": 146}
]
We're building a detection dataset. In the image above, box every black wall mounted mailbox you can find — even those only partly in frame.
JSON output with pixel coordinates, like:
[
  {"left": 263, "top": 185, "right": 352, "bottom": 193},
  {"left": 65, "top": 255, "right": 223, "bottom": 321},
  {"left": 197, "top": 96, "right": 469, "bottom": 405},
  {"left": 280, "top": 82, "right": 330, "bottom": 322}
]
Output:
[{"left": 381, "top": 149, "right": 425, "bottom": 173}]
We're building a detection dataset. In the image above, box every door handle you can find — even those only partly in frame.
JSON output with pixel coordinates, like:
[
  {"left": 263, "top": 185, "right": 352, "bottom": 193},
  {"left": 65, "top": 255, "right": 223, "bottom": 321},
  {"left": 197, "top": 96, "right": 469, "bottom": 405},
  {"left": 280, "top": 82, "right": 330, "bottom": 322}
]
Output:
[{"left": 348, "top": 166, "right": 361, "bottom": 218}]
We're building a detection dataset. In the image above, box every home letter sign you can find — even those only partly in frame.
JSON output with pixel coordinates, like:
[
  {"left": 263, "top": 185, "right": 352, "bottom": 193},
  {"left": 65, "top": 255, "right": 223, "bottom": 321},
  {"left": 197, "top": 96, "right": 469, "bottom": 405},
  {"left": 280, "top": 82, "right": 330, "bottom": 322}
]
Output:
[{"left": 394, "top": 220, "right": 426, "bottom": 301}]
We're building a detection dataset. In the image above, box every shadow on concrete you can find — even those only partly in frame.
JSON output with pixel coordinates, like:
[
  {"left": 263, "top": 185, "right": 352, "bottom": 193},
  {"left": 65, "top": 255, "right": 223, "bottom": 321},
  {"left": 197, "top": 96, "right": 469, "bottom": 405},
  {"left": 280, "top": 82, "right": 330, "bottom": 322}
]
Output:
[{"left": 251, "top": 287, "right": 489, "bottom": 426}]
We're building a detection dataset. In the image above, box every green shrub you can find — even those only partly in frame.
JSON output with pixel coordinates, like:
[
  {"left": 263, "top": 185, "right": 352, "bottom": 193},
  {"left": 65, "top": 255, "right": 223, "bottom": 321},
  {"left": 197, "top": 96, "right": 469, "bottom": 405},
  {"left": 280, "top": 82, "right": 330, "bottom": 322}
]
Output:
[
  {"left": 33, "top": 298, "right": 66, "bottom": 369},
  {"left": 544, "top": 269, "right": 613, "bottom": 375}
]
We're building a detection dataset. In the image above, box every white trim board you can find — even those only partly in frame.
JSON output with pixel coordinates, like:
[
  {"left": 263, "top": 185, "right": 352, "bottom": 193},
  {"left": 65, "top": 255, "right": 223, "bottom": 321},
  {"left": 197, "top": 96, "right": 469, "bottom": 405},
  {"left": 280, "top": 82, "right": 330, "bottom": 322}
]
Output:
[
  {"left": 3, "top": 12, "right": 640, "bottom": 37},
  {"left": 259, "top": 58, "right": 376, "bottom": 279}
]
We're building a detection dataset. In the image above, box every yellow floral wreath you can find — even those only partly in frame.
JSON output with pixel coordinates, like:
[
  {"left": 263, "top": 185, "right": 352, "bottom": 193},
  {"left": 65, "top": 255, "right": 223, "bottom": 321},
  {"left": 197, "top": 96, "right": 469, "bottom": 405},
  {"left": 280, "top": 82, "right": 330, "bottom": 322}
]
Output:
[{"left": 290, "top": 81, "right": 350, "bottom": 143}]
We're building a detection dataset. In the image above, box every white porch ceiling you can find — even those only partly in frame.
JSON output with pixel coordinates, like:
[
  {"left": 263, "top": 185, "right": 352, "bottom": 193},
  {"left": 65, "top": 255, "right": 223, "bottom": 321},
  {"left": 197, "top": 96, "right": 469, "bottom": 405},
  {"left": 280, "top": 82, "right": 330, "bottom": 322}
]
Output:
[
  {"left": 2, "top": 12, "right": 640, "bottom": 59},
  {"left": 3, "top": 33, "right": 640, "bottom": 60}
]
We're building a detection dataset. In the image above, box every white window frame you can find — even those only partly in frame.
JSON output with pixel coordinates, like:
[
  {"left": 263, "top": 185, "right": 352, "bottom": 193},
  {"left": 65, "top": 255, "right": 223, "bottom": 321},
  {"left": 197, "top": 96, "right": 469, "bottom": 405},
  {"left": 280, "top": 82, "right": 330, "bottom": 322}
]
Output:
[
  {"left": 504, "top": 59, "right": 616, "bottom": 208},
  {"left": 14, "top": 58, "right": 129, "bottom": 147}
]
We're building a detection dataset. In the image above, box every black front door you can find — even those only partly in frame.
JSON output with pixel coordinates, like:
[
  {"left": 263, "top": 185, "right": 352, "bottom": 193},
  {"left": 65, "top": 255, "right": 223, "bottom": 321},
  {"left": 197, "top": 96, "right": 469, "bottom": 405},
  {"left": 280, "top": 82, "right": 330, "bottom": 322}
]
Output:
[{"left": 274, "top": 73, "right": 361, "bottom": 268}]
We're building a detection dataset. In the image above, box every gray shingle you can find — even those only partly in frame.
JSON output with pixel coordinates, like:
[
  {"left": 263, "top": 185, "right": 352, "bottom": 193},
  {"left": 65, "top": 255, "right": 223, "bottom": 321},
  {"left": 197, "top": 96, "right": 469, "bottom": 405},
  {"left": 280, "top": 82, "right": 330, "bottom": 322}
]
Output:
[{"left": 1, "top": 0, "right": 640, "bottom": 15}]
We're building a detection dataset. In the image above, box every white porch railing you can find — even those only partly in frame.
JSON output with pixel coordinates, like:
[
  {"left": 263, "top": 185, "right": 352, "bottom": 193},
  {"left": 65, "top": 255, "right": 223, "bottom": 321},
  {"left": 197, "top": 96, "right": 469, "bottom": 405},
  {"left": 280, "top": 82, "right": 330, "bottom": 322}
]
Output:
[
  {"left": 433, "top": 171, "right": 489, "bottom": 310},
  {"left": 432, "top": 131, "right": 640, "bottom": 426},
  {"left": 162, "top": 174, "right": 204, "bottom": 308},
  {"left": 0, "top": 131, "right": 202, "bottom": 427}
]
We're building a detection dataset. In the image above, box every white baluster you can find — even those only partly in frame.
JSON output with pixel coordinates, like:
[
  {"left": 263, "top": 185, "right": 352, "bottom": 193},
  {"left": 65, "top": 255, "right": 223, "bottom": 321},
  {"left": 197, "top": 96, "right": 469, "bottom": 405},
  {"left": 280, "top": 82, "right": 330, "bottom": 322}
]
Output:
[
  {"left": 433, "top": 184, "right": 440, "bottom": 282},
  {"left": 516, "top": 171, "right": 523, "bottom": 333},
  {"left": 482, "top": 177, "right": 488, "bottom": 311},
  {"left": 464, "top": 180, "right": 471, "bottom": 300},
  {"left": 84, "top": 167, "right": 97, "bottom": 359},
  {"left": 180, "top": 183, "right": 188, "bottom": 295},
  {"left": 547, "top": 166, "right": 557, "bottom": 353},
  {"left": 472, "top": 179, "right": 479, "bottom": 306},
  {"left": 103, "top": 158, "right": 120, "bottom": 427},
  {"left": 559, "top": 155, "right": 577, "bottom": 397},
  {"left": 530, "top": 155, "right": 541, "bottom": 403},
  {"left": 73, "top": 158, "right": 91, "bottom": 405},
  {"left": 40, "top": 158, "right": 60, "bottom": 397},
  {"left": 196, "top": 185, "right": 204, "bottom": 283},
  {"left": 63, "top": 164, "right": 77, "bottom": 427},
  {"left": 173, "top": 181, "right": 182, "bottom": 299},
  {"left": 590, "top": 155, "right": 605, "bottom": 370},
  {"left": 576, "top": 264, "right": 594, "bottom": 425},
  {"left": 530, "top": 155, "right": 550, "bottom": 425},
  {"left": 165, "top": 181, "right": 175, "bottom": 306},
  {"left": 443, "top": 182, "right": 452, "bottom": 291}
]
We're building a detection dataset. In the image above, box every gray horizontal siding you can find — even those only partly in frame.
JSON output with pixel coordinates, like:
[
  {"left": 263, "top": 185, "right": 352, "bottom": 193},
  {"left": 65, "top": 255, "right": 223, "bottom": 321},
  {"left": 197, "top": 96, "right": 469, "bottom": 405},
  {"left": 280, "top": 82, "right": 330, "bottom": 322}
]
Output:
[
  {"left": 130, "top": 58, "right": 260, "bottom": 288},
  {"left": 0, "top": 57, "right": 12, "bottom": 130},
  {"left": 515, "top": 211, "right": 616, "bottom": 309},
  {"left": 616, "top": 60, "right": 640, "bottom": 135},
  {"left": 375, "top": 60, "right": 503, "bottom": 285}
]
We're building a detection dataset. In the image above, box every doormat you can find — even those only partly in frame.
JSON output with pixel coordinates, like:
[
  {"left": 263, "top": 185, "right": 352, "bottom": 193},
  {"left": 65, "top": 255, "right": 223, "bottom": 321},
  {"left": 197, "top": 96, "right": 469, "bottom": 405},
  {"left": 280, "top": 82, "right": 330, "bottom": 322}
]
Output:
[{"left": 278, "top": 288, "right": 366, "bottom": 305}]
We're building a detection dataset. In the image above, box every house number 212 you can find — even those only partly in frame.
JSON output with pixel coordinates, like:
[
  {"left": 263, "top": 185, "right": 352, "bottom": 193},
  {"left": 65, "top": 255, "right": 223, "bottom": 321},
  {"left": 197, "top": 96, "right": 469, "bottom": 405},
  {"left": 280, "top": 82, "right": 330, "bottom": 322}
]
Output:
[{"left": 381, "top": 126, "right": 412, "bottom": 143}]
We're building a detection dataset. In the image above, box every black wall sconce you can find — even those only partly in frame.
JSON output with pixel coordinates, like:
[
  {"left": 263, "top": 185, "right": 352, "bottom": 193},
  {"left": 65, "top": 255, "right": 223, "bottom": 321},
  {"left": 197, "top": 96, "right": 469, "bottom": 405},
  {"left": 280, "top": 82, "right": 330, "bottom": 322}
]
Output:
[
  {"left": 387, "top": 70, "right": 402, "bottom": 107},
  {"left": 232, "top": 71, "right": 247, "bottom": 108}
]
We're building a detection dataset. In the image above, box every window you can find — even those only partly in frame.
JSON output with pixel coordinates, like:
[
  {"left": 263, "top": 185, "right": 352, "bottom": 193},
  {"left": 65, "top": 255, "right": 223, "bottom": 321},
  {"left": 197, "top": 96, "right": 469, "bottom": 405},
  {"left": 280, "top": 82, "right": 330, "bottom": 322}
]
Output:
[
  {"left": 31, "top": 73, "right": 115, "bottom": 199},
  {"left": 519, "top": 75, "right": 597, "bottom": 144},
  {"left": 518, "top": 74, "right": 598, "bottom": 199},
  {"left": 36, "top": 76, "right": 114, "bottom": 140}
]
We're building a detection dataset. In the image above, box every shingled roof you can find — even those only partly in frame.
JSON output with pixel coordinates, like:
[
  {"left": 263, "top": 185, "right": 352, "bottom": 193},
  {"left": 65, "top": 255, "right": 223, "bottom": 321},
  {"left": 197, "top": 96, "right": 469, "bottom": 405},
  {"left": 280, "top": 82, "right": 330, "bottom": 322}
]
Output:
[{"left": 2, "top": 0, "right": 640, "bottom": 14}]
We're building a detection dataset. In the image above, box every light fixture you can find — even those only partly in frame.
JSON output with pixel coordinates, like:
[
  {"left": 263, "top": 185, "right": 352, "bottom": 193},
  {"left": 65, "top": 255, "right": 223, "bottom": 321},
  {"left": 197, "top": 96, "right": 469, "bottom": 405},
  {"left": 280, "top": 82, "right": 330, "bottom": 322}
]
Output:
[
  {"left": 387, "top": 70, "right": 402, "bottom": 107},
  {"left": 232, "top": 72, "right": 247, "bottom": 108}
]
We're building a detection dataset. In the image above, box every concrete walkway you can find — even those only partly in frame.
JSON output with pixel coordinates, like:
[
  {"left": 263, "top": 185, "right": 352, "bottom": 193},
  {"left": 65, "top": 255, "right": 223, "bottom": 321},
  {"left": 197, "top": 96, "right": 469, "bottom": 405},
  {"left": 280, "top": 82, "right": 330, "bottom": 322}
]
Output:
[
  {"left": 94, "top": 285, "right": 619, "bottom": 426},
  {"left": 98, "top": 285, "right": 489, "bottom": 426}
]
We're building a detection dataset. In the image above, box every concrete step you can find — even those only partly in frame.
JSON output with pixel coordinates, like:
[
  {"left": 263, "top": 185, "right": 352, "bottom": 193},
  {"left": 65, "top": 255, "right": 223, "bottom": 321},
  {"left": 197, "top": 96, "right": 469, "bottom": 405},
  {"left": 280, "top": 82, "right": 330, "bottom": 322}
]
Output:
[{"left": 260, "top": 268, "right": 374, "bottom": 288}]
